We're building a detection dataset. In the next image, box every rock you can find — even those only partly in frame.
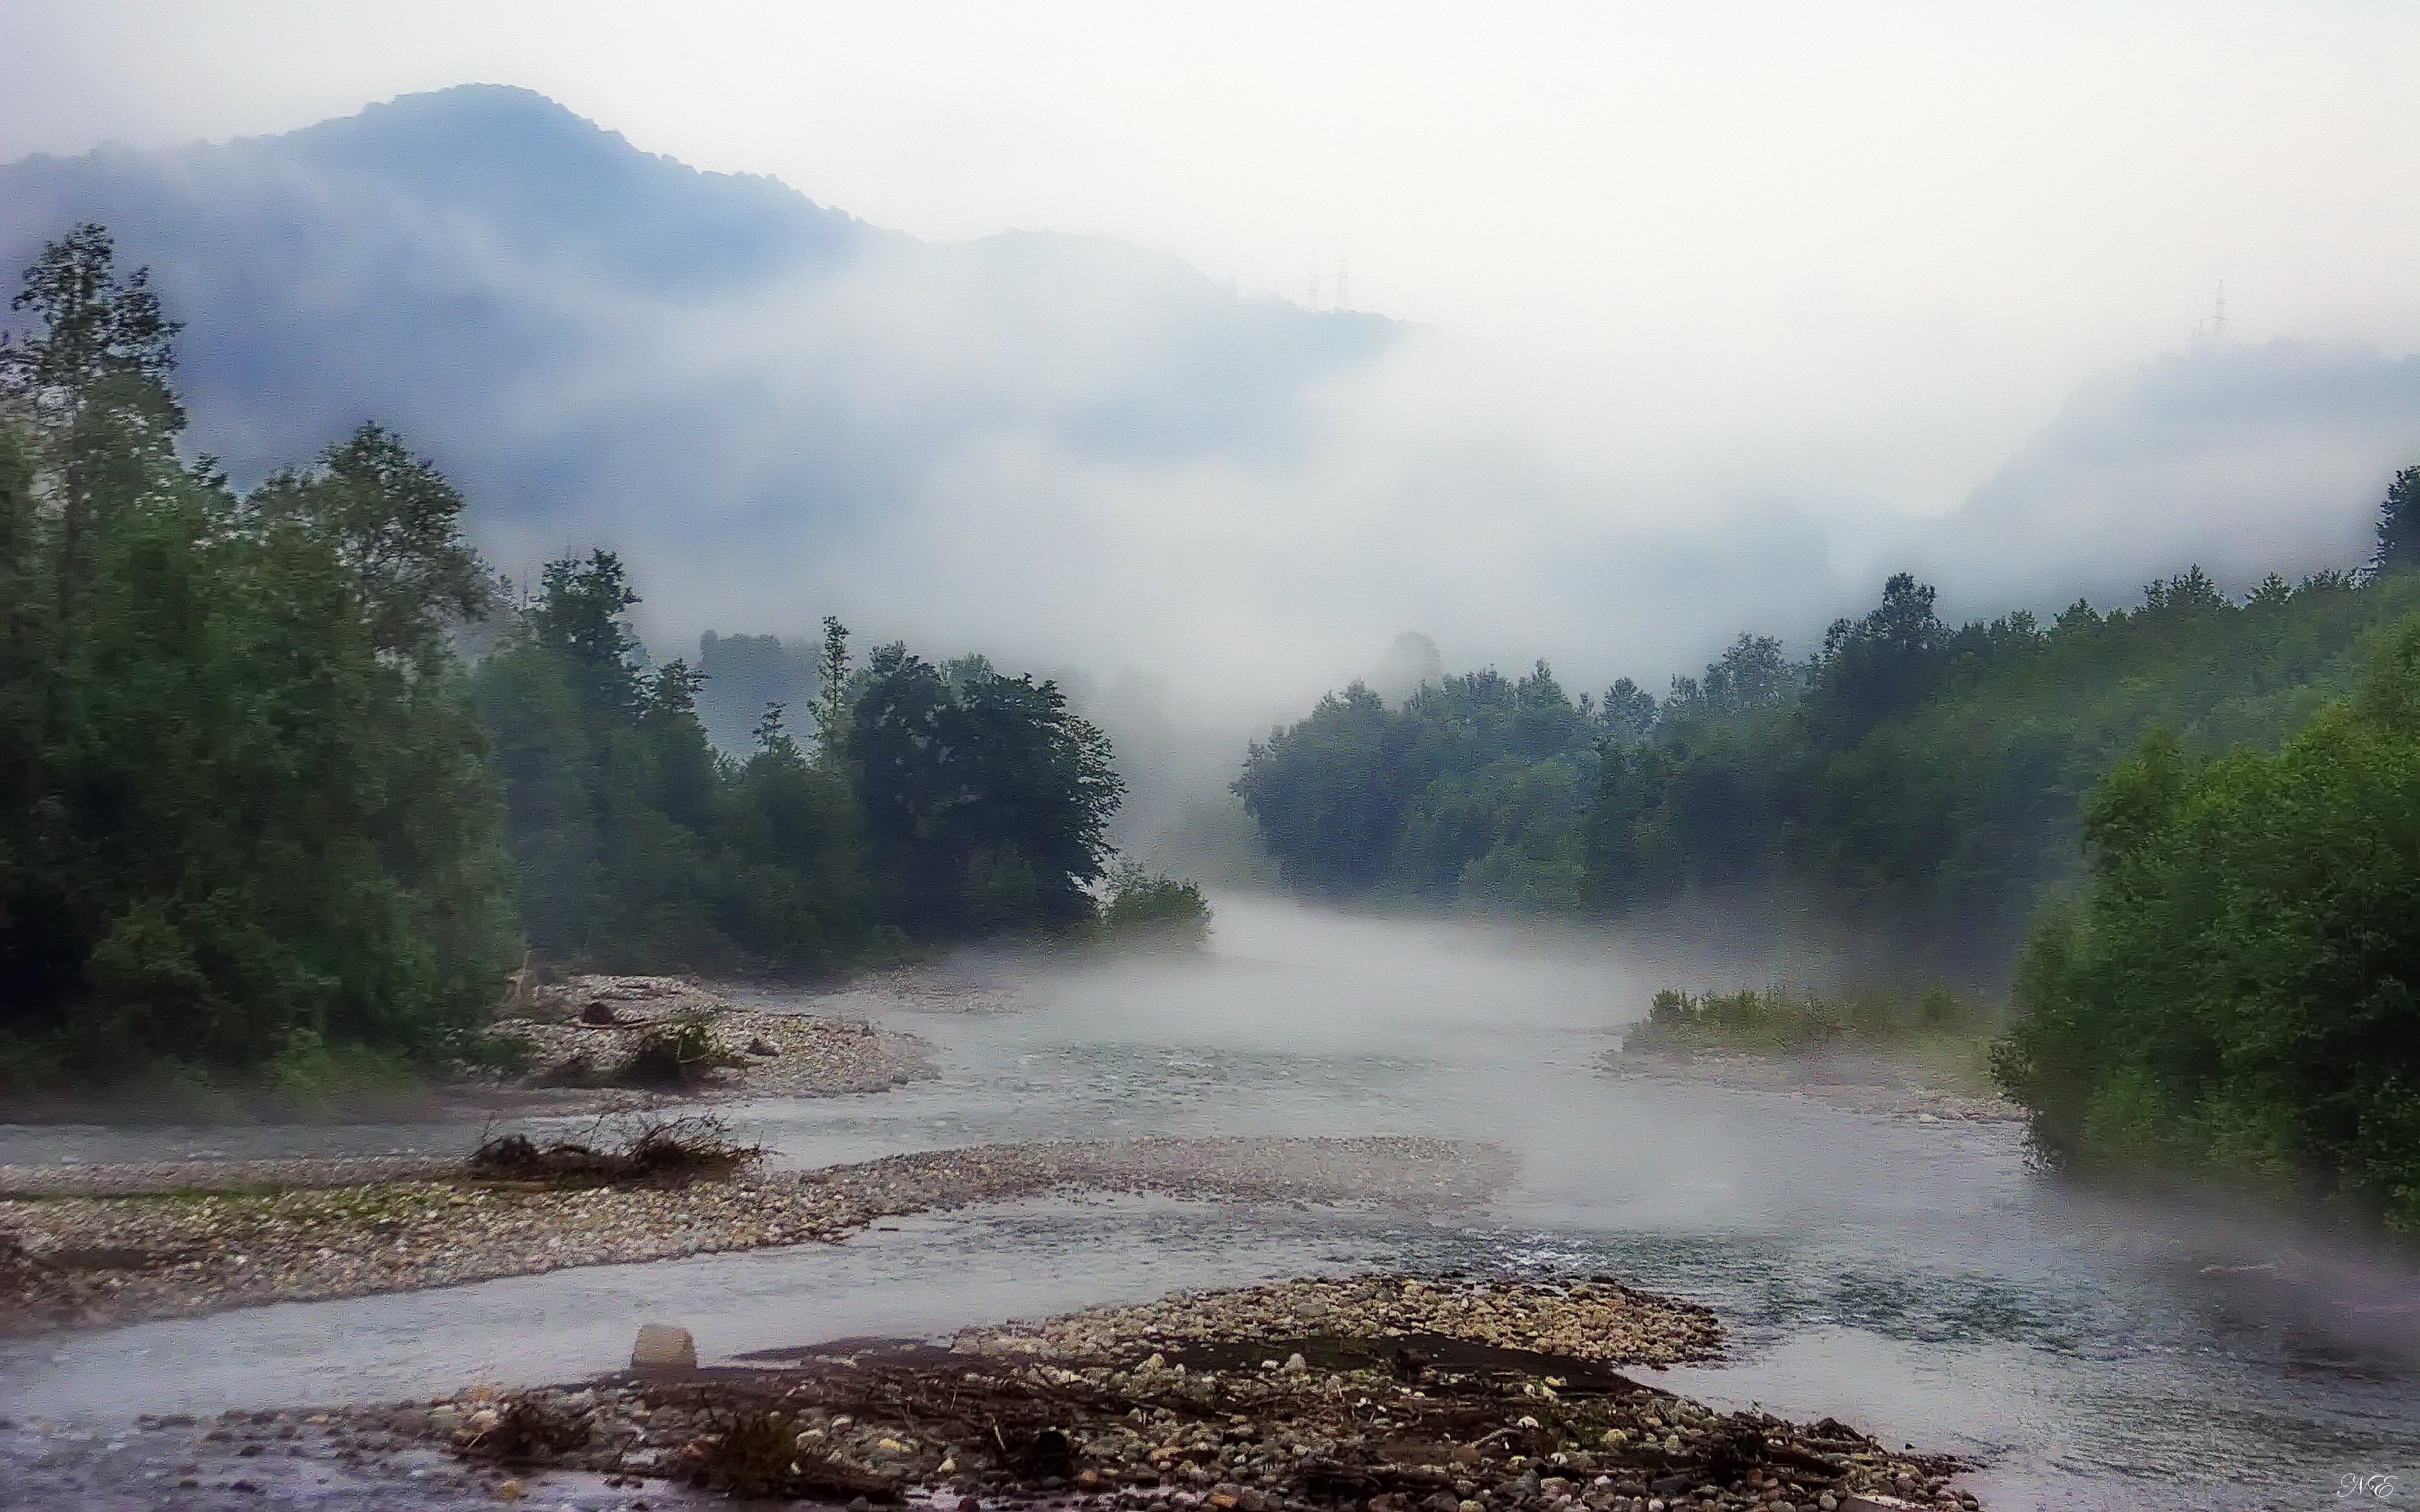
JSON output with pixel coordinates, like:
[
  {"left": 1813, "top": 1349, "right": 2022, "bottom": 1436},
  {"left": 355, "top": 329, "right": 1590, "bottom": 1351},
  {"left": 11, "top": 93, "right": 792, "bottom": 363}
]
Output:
[
  {"left": 748, "top": 1037, "right": 779, "bottom": 1057},
  {"left": 1283, "top": 1352, "right": 1308, "bottom": 1373},
  {"left": 1837, "top": 1497, "right": 1921, "bottom": 1512},
  {"left": 630, "top": 1322, "right": 697, "bottom": 1371},
  {"left": 494, "top": 1479, "right": 524, "bottom": 1502}
]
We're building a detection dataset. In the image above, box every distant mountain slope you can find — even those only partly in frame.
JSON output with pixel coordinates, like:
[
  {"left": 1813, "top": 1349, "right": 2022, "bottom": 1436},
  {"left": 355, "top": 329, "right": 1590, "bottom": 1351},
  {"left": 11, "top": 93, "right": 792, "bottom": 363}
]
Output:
[
  {"left": 0, "top": 84, "right": 1397, "bottom": 573},
  {"left": 1914, "top": 339, "right": 2420, "bottom": 614}
]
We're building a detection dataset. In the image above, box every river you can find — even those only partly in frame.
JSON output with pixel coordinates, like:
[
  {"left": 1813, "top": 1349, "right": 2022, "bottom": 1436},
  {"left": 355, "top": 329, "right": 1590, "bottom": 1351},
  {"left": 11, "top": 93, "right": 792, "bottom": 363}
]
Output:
[{"left": 3, "top": 896, "right": 2415, "bottom": 1511}]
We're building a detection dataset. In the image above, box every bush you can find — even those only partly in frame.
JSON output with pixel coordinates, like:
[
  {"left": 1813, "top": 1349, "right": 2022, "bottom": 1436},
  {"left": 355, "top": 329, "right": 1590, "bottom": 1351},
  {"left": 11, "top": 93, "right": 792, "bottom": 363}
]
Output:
[
  {"left": 267, "top": 1029, "right": 423, "bottom": 1114},
  {"left": 1094, "top": 860, "right": 1213, "bottom": 946},
  {"left": 1624, "top": 981, "right": 1988, "bottom": 1056}
]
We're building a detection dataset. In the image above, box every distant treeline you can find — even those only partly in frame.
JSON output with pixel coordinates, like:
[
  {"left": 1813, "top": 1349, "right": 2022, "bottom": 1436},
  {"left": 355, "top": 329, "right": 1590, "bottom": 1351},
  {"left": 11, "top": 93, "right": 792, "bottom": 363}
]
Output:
[
  {"left": 1238, "top": 447, "right": 2420, "bottom": 1229},
  {"left": 1240, "top": 512, "right": 2420, "bottom": 944},
  {"left": 0, "top": 225, "right": 1149, "bottom": 1090}
]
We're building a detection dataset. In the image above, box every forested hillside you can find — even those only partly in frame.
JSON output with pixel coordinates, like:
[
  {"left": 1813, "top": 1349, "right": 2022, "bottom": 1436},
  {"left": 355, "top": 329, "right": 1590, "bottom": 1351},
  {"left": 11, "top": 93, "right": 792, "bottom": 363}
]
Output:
[
  {"left": 1240, "top": 495, "right": 2420, "bottom": 953},
  {"left": 1997, "top": 607, "right": 2420, "bottom": 1230},
  {"left": 0, "top": 225, "right": 1135, "bottom": 1091}
]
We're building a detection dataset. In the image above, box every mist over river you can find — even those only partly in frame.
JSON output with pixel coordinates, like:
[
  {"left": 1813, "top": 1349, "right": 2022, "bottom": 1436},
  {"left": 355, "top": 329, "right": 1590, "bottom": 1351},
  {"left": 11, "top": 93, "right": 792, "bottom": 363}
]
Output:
[{"left": 4, "top": 896, "right": 2415, "bottom": 1511}]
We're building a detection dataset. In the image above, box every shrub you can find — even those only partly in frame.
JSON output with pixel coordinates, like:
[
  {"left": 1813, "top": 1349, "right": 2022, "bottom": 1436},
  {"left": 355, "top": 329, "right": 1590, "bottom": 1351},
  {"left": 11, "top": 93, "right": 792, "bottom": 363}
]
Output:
[
  {"left": 1624, "top": 981, "right": 1986, "bottom": 1056},
  {"left": 1095, "top": 860, "right": 1213, "bottom": 946}
]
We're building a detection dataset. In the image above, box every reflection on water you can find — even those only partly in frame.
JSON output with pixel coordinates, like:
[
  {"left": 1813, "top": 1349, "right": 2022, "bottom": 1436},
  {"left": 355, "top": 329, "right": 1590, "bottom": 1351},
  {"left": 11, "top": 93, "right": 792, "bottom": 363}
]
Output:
[{"left": 5, "top": 895, "right": 2417, "bottom": 1511}]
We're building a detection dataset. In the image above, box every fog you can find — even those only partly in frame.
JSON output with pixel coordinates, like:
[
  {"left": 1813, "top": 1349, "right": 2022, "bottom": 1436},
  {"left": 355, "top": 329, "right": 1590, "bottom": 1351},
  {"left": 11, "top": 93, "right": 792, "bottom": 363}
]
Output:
[
  {"left": 3, "top": 5, "right": 2419, "bottom": 772},
  {"left": 0, "top": 6, "right": 2410, "bottom": 842}
]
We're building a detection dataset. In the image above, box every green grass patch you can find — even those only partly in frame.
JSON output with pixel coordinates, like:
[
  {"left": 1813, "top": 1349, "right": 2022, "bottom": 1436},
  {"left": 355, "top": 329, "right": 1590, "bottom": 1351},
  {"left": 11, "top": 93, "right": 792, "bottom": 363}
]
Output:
[{"left": 1623, "top": 981, "right": 1999, "bottom": 1059}]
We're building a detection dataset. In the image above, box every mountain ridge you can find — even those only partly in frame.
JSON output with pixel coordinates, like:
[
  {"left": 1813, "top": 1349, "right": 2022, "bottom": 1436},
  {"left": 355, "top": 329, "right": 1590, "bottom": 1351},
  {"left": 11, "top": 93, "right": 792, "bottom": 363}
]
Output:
[{"left": 0, "top": 84, "right": 1400, "bottom": 596}]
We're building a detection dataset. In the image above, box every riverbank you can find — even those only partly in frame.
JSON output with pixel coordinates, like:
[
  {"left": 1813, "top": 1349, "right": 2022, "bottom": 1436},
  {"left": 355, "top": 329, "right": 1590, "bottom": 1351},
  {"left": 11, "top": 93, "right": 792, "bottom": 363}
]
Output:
[
  {"left": 282, "top": 1273, "right": 1973, "bottom": 1512},
  {"left": 1599, "top": 1045, "right": 2018, "bottom": 1125},
  {"left": 0, "top": 1136, "right": 1514, "bottom": 1338}
]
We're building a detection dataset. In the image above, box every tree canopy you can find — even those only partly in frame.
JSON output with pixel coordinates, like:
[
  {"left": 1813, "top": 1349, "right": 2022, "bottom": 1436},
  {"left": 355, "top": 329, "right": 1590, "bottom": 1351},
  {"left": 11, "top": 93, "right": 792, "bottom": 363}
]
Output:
[{"left": 0, "top": 223, "right": 1142, "bottom": 1091}]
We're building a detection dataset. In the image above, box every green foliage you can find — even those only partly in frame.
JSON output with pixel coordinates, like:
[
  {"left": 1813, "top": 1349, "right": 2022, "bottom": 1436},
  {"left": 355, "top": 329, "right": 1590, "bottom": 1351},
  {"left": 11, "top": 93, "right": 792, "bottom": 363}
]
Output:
[
  {"left": 471, "top": 551, "right": 874, "bottom": 972},
  {"left": 473, "top": 555, "right": 1126, "bottom": 967},
  {"left": 2374, "top": 464, "right": 2420, "bottom": 575},
  {"left": 0, "top": 226, "right": 518, "bottom": 1084},
  {"left": 267, "top": 1029, "right": 422, "bottom": 1115},
  {"left": 848, "top": 643, "right": 1122, "bottom": 936},
  {"left": 1247, "top": 506, "right": 2420, "bottom": 943},
  {"left": 0, "top": 222, "right": 1133, "bottom": 1091},
  {"left": 1995, "top": 617, "right": 2420, "bottom": 1230},
  {"left": 1234, "top": 662, "right": 1604, "bottom": 904},
  {"left": 1624, "top": 981, "right": 1986, "bottom": 1056},
  {"left": 1095, "top": 860, "right": 1213, "bottom": 945}
]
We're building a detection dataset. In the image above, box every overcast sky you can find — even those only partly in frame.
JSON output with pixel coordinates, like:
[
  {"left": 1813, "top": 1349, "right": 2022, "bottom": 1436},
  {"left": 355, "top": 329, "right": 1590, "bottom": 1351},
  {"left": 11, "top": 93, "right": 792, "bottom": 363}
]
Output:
[
  {"left": 5, "top": 1, "right": 2419, "bottom": 726},
  {"left": 6, "top": 4, "right": 2417, "bottom": 489}
]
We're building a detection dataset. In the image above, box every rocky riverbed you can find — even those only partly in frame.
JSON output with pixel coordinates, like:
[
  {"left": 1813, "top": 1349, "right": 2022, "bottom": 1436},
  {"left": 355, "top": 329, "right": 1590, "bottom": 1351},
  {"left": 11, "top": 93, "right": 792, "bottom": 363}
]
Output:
[
  {"left": 0, "top": 1136, "right": 1513, "bottom": 1338},
  {"left": 494, "top": 974, "right": 939, "bottom": 1100},
  {"left": 283, "top": 1273, "right": 1972, "bottom": 1512}
]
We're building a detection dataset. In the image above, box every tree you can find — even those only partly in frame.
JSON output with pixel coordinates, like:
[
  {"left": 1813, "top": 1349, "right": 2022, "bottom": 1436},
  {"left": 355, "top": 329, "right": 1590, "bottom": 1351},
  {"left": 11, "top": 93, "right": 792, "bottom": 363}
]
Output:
[
  {"left": 1233, "top": 682, "right": 1426, "bottom": 894},
  {"left": 2374, "top": 463, "right": 2420, "bottom": 575},
  {"left": 1804, "top": 573, "right": 1947, "bottom": 745},
  {"left": 0, "top": 224, "right": 183, "bottom": 632},
  {"left": 245, "top": 423, "right": 494, "bottom": 668},
  {"left": 850, "top": 644, "right": 1121, "bottom": 934},
  {"left": 527, "top": 549, "right": 642, "bottom": 709},
  {"left": 1599, "top": 677, "right": 1658, "bottom": 744},
  {"left": 812, "top": 614, "right": 852, "bottom": 768},
  {"left": 0, "top": 228, "right": 518, "bottom": 1076}
]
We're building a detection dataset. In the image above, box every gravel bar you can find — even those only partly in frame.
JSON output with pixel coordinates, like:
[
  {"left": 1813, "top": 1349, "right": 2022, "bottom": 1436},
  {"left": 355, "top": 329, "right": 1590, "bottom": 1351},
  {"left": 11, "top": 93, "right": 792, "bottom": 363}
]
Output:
[
  {"left": 1, "top": 1136, "right": 1513, "bottom": 1338},
  {"left": 496, "top": 973, "right": 939, "bottom": 1100},
  {"left": 304, "top": 1271, "right": 1974, "bottom": 1511}
]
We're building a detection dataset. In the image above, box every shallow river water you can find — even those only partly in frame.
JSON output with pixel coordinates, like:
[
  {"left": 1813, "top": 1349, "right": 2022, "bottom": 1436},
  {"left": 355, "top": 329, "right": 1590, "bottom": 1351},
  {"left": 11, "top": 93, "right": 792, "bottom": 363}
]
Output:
[{"left": 4, "top": 896, "right": 2417, "bottom": 1511}]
